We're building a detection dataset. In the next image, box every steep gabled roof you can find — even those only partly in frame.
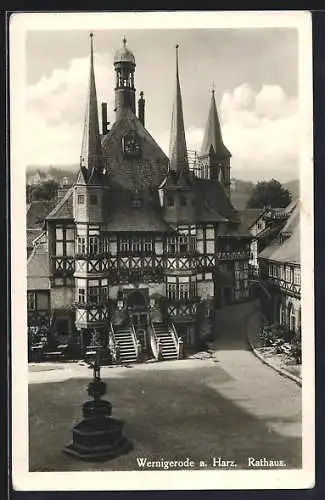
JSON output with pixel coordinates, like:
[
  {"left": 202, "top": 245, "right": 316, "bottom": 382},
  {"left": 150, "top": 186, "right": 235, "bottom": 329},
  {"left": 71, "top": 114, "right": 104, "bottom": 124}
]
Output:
[
  {"left": 46, "top": 187, "right": 74, "bottom": 221},
  {"left": 196, "top": 178, "right": 239, "bottom": 224},
  {"left": 259, "top": 203, "right": 300, "bottom": 264},
  {"left": 26, "top": 200, "right": 55, "bottom": 228},
  {"left": 238, "top": 208, "right": 264, "bottom": 230},
  {"left": 101, "top": 108, "right": 168, "bottom": 189}
]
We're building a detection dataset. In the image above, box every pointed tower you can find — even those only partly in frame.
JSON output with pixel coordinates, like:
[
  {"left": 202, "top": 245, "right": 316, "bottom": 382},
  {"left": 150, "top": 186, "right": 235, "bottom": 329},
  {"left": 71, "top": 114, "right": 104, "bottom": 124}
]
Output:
[
  {"left": 162, "top": 45, "right": 197, "bottom": 224},
  {"left": 74, "top": 33, "right": 107, "bottom": 224},
  {"left": 80, "top": 33, "right": 105, "bottom": 177},
  {"left": 199, "top": 89, "right": 231, "bottom": 196},
  {"left": 114, "top": 38, "right": 136, "bottom": 119},
  {"left": 169, "top": 45, "right": 189, "bottom": 175}
]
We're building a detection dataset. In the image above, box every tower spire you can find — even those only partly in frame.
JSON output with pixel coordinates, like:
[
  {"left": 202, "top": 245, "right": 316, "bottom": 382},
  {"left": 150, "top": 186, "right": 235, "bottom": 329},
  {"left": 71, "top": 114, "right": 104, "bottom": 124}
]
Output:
[
  {"left": 200, "top": 87, "right": 231, "bottom": 159},
  {"left": 169, "top": 44, "right": 188, "bottom": 174},
  {"left": 80, "top": 33, "right": 104, "bottom": 178}
]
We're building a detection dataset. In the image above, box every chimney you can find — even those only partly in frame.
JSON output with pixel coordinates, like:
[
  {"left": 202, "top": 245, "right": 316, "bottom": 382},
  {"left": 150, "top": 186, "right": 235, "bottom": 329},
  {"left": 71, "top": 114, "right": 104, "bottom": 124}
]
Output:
[
  {"left": 138, "top": 91, "right": 145, "bottom": 127},
  {"left": 101, "top": 102, "right": 110, "bottom": 135}
]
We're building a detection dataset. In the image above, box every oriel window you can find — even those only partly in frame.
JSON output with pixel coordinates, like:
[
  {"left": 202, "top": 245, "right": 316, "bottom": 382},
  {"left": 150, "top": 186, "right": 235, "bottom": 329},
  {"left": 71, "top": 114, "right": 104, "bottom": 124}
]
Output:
[
  {"left": 77, "top": 237, "right": 86, "bottom": 255},
  {"left": 89, "top": 236, "right": 99, "bottom": 255},
  {"left": 78, "top": 288, "right": 85, "bottom": 304}
]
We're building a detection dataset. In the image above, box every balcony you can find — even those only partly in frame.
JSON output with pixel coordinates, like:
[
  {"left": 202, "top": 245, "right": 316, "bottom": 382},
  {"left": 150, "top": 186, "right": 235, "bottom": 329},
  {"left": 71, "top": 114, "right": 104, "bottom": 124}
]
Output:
[{"left": 264, "top": 276, "right": 301, "bottom": 298}]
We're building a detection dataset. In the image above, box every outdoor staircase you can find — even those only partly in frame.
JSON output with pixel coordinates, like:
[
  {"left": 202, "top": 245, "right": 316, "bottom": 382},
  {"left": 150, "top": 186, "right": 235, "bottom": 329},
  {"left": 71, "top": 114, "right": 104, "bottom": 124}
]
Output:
[
  {"left": 152, "top": 322, "right": 178, "bottom": 361},
  {"left": 114, "top": 325, "right": 137, "bottom": 364}
]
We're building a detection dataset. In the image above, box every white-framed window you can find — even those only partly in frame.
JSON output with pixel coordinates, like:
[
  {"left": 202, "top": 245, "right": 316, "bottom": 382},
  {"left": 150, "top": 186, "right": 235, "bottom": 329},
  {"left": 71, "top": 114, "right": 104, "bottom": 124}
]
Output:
[
  {"left": 102, "top": 236, "right": 110, "bottom": 254},
  {"left": 179, "top": 283, "right": 189, "bottom": 300},
  {"left": 143, "top": 237, "right": 153, "bottom": 252},
  {"left": 120, "top": 238, "right": 129, "bottom": 252},
  {"left": 77, "top": 236, "right": 86, "bottom": 255},
  {"left": 55, "top": 225, "right": 75, "bottom": 256},
  {"left": 294, "top": 267, "right": 301, "bottom": 285},
  {"left": 167, "top": 236, "right": 177, "bottom": 253},
  {"left": 131, "top": 238, "right": 141, "bottom": 253},
  {"left": 78, "top": 194, "right": 85, "bottom": 204},
  {"left": 166, "top": 283, "right": 177, "bottom": 300},
  {"left": 285, "top": 266, "right": 293, "bottom": 282},
  {"left": 89, "top": 236, "right": 99, "bottom": 255},
  {"left": 89, "top": 286, "right": 100, "bottom": 305},
  {"left": 179, "top": 235, "right": 189, "bottom": 253},
  {"left": 78, "top": 288, "right": 85, "bottom": 303}
]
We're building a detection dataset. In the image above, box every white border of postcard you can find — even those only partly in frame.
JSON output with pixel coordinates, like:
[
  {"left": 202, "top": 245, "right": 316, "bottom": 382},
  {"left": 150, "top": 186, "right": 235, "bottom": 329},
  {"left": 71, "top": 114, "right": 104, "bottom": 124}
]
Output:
[{"left": 10, "top": 10, "right": 314, "bottom": 491}]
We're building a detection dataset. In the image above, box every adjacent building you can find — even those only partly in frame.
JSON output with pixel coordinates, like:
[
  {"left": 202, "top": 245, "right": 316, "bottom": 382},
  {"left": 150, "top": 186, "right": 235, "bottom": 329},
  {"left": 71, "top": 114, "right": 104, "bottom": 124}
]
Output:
[
  {"left": 258, "top": 200, "right": 300, "bottom": 333},
  {"left": 27, "top": 36, "right": 252, "bottom": 361}
]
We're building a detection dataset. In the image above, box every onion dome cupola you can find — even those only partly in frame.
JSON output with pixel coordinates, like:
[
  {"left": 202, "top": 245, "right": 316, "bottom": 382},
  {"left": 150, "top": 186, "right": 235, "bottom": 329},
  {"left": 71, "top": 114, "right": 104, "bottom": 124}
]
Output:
[{"left": 114, "top": 38, "right": 136, "bottom": 119}]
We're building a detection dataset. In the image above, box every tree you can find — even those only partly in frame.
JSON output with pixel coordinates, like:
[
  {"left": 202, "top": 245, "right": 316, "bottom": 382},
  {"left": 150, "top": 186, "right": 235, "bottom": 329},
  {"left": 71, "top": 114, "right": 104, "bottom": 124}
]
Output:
[
  {"left": 26, "top": 179, "right": 60, "bottom": 202},
  {"left": 246, "top": 179, "right": 292, "bottom": 209}
]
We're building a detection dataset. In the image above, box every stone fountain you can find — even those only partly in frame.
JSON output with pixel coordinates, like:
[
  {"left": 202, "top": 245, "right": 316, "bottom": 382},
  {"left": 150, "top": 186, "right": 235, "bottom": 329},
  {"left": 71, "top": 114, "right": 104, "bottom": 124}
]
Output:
[{"left": 63, "top": 349, "right": 132, "bottom": 461}]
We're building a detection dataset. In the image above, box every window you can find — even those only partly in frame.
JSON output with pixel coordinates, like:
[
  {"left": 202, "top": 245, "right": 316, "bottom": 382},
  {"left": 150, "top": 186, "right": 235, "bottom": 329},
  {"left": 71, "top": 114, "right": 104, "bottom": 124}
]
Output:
[
  {"left": 55, "top": 225, "right": 75, "bottom": 256},
  {"left": 131, "top": 238, "right": 141, "bottom": 253},
  {"left": 90, "top": 194, "right": 98, "bottom": 205},
  {"left": 78, "top": 195, "right": 85, "bottom": 204},
  {"left": 77, "top": 237, "right": 86, "bottom": 255},
  {"left": 179, "top": 283, "right": 189, "bottom": 300},
  {"left": 285, "top": 266, "right": 292, "bottom": 282},
  {"left": 78, "top": 288, "right": 85, "bottom": 303},
  {"left": 143, "top": 237, "right": 153, "bottom": 253},
  {"left": 167, "top": 236, "right": 177, "bottom": 253},
  {"left": 27, "top": 292, "right": 36, "bottom": 310},
  {"left": 89, "top": 236, "right": 99, "bottom": 255},
  {"left": 294, "top": 267, "right": 301, "bottom": 285},
  {"left": 120, "top": 238, "right": 129, "bottom": 252},
  {"left": 179, "top": 235, "right": 189, "bottom": 253},
  {"left": 166, "top": 283, "right": 177, "bottom": 300},
  {"left": 89, "top": 287, "right": 100, "bottom": 305},
  {"left": 180, "top": 196, "right": 187, "bottom": 207},
  {"left": 102, "top": 236, "right": 110, "bottom": 254}
]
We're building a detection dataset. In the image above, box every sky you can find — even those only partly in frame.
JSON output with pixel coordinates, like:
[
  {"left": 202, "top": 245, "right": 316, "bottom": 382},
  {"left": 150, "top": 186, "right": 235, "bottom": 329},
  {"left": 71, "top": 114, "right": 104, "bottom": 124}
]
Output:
[{"left": 26, "top": 27, "right": 300, "bottom": 182}]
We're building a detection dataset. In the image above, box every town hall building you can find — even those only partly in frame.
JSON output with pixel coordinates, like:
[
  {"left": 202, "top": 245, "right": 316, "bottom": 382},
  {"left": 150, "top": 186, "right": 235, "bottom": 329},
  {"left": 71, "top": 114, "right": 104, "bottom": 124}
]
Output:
[{"left": 27, "top": 35, "right": 252, "bottom": 362}]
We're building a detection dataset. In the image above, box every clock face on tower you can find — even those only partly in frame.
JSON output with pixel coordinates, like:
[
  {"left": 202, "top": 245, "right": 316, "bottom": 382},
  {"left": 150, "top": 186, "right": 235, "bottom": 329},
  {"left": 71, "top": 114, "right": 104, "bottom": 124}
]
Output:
[{"left": 122, "top": 132, "right": 141, "bottom": 158}]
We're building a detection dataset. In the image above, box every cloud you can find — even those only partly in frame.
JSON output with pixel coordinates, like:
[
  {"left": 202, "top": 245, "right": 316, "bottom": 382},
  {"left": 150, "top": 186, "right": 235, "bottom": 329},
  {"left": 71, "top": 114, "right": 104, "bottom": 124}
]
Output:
[
  {"left": 219, "top": 84, "right": 299, "bottom": 181},
  {"left": 26, "top": 52, "right": 114, "bottom": 165},
  {"left": 26, "top": 56, "right": 299, "bottom": 182}
]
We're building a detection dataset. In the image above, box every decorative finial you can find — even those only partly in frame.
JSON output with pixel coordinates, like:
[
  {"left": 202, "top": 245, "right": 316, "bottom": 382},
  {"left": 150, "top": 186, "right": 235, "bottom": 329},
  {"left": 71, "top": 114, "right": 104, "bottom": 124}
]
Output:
[
  {"left": 90, "top": 32, "right": 93, "bottom": 38},
  {"left": 212, "top": 82, "right": 215, "bottom": 95},
  {"left": 123, "top": 37, "right": 127, "bottom": 46}
]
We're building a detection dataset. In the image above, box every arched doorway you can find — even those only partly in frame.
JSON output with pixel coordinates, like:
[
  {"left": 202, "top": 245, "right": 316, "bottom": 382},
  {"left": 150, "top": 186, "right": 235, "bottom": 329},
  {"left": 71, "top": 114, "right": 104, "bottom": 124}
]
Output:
[{"left": 127, "top": 290, "right": 146, "bottom": 309}]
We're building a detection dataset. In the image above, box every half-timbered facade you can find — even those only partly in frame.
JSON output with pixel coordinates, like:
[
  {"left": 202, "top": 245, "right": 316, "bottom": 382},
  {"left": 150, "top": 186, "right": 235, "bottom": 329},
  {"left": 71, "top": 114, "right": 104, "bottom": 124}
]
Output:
[
  {"left": 27, "top": 36, "right": 252, "bottom": 361},
  {"left": 258, "top": 200, "right": 301, "bottom": 333}
]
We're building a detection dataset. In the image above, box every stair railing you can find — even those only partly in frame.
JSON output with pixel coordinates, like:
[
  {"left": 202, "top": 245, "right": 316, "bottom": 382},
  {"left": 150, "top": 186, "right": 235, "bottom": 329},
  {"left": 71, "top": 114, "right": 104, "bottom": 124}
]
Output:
[
  {"left": 169, "top": 321, "right": 179, "bottom": 349},
  {"left": 129, "top": 321, "right": 139, "bottom": 362},
  {"left": 148, "top": 320, "right": 160, "bottom": 361},
  {"left": 108, "top": 321, "right": 118, "bottom": 363}
]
